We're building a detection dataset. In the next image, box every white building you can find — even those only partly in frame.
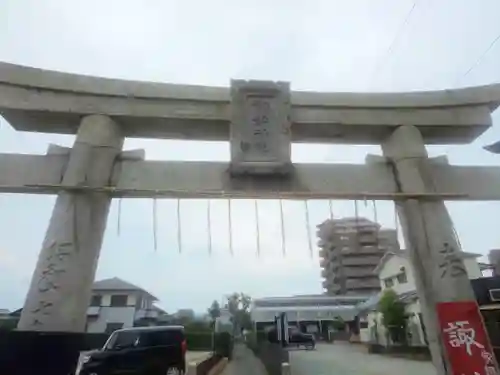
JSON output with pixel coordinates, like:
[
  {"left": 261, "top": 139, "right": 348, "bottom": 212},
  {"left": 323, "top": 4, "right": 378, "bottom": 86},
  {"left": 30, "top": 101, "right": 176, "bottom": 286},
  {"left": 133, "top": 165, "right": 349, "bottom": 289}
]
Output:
[
  {"left": 215, "top": 308, "right": 233, "bottom": 333},
  {"left": 357, "top": 250, "right": 482, "bottom": 346},
  {"left": 251, "top": 295, "right": 368, "bottom": 335},
  {"left": 0, "top": 309, "right": 10, "bottom": 319},
  {"left": 86, "top": 277, "right": 165, "bottom": 334}
]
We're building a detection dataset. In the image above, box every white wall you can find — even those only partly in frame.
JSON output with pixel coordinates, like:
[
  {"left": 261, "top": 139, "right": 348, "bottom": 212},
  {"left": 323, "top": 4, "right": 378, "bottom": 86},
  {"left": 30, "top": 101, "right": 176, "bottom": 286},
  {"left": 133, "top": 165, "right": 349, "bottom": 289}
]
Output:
[
  {"left": 97, "top": 293, "right": 137, "bottom": 307},
  {"left": 359, "top": 315, "right": 370, "bottom": 343},
  {"left": 464, "top": 258, "right": 482, "bottom": 279},
  {"left": 215, "top": 310, "right": 233, "bottom": 333},
  {"left": 405, "top": 300, "right": 426, "bottom": 346},
  {"left": 363, "top": 310, "right": 388, "bottom": 346},
  {"left": 251, "top": 307, "right": 357, "bottom": 323},
  {"left": 378, "top": 255, "right": 415, "bottom": 295},
  {"left": 86, "top": 291, "right": 155, "bottom": 333},
  {"left": 360, "top": 300, "right": 425, "bottom": 347},
  {"left": 379, "top": 255, "right": 482, "bottom": 295},
  {"left": 87, "top": 306, "right": 137, "bottom": 333}
]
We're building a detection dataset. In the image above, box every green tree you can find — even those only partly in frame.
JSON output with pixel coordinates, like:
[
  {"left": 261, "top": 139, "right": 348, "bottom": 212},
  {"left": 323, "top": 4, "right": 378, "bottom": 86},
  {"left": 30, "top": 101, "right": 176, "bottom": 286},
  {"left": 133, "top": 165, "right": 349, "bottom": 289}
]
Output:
[
  {"left": 377, "top": 289, "right": 408, "bottom": 344},
  {"left": 208, "top": 300, "right": 221, "bottom": 329},
  {"left": 225, "top": 292, "right": 253, "bottom": 334},
  {"left": 227, "top": 293, "right": 240, "bottom": 317},
  {"left": 208, "top": 300, "right": 221, "bottom": 321},
  {"left": 239, "top": 293, "right": 252, "bottom": 311}
]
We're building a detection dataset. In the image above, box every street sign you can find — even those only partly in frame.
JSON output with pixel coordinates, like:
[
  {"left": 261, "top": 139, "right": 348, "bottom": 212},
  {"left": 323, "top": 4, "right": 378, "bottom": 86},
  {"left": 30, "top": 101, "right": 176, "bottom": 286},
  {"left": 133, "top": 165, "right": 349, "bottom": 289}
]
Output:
[{"left": 437, "top": 301, "right": 499, "bottom": 375}]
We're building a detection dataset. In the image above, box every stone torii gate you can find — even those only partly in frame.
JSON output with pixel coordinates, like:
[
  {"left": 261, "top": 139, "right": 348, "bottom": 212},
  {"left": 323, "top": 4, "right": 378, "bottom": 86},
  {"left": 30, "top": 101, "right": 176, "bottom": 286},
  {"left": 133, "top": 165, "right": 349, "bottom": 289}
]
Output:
[{"left": 2, "top": 62, "right": 500, "bottom": 374}]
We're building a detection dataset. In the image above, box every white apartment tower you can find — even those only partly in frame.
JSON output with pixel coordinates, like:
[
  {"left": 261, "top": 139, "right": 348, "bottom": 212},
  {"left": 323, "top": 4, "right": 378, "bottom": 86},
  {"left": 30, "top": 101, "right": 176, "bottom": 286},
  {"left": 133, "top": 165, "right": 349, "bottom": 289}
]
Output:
[{"left": 317, "top": 217, "right": 400, "bottom": 296}]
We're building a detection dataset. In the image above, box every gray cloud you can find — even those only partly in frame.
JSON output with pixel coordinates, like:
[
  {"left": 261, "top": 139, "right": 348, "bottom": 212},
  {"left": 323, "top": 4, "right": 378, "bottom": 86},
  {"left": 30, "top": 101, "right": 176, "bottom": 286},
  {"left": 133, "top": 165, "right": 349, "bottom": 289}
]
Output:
[{"left": 1, "top": 0, "right": 500, "bottom": 312}]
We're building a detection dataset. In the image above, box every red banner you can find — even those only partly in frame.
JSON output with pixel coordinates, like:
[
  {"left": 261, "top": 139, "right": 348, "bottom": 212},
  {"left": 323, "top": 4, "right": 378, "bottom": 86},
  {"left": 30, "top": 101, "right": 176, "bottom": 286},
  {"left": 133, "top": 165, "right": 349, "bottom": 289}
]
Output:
[{"left": 436, "top": 301, "right": 498, "bottom": 375}]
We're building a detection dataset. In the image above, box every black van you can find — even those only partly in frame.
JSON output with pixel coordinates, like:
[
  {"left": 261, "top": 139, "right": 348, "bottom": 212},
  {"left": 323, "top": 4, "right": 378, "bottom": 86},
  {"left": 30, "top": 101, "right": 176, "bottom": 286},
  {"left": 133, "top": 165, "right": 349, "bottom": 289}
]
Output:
[{"left": 77, "top": 325, "right": 187, "bottom": 375}]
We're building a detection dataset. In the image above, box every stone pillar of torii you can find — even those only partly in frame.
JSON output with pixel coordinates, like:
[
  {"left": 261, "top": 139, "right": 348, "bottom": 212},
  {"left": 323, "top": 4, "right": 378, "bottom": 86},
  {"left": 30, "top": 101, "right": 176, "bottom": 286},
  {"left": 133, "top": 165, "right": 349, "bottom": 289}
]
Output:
[{"left": 1, "top": 62, "right": 500, "bottom": 374}]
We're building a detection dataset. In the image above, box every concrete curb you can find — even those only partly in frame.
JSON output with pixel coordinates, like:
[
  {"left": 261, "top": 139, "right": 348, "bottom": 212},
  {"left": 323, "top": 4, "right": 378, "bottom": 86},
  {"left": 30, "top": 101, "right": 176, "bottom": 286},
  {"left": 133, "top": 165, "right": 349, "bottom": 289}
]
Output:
[
  {"left": 186, "top": 353, "right": 211, "bottom": 375},
  {"left": 208, "top": 357, "right": 229, "bottom": 375},
  {"left": 186, "top": 354, "right": 228, "bottom": 375}
]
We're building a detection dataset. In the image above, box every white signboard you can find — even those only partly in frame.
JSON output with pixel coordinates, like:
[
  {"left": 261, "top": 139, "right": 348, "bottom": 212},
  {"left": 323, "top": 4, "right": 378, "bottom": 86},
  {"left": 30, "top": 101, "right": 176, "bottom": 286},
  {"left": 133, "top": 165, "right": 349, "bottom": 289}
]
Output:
[{"left": 230, "top": 80, "right": 292, "bottom": 175}]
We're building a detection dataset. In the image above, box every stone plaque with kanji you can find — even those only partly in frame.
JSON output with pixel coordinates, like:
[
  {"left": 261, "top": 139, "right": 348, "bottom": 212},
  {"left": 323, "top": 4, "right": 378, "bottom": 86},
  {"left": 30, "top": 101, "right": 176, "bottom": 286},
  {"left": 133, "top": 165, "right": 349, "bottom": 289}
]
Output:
[{"left": 230, "top": 80, "right": 292, "bottom": 175}]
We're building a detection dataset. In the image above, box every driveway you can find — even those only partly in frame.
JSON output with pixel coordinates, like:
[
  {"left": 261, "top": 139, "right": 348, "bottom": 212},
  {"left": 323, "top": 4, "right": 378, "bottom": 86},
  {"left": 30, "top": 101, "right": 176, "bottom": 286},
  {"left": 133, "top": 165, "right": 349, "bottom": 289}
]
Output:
[{"left": 289, "top": 343, "right": 437, "bottom": 375}]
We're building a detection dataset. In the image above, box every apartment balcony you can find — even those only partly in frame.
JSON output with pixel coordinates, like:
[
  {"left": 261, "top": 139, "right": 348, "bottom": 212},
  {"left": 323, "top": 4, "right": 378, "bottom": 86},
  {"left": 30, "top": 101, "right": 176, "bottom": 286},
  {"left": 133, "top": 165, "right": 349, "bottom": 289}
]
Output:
[
  {"left": 357, "top": 225, "right": 378, "bottom": 234},
  {"left": 318, "top": 248, "right": 327, "bottom": 258},
  {"left": 357, "top": 233, "right": 379, "bottom": 245},
  {"left": 317, "top": 239, "right": 329, "bottom": 248},
  {"left": 327, "top": 284, "right": 342, "bottom": 294},
  {"left": 339, "top": 247, "right": 384, "bottom": 258},
  {"left": 134, "top": 308, "right": 160, "bottom": 320},
  {"left": 329, "top": 260, "right": 340, "bottom": 270},
  {"left": 346, "top": 278, "right": 381, "bottom": 290},
  {"left": 87, "top": 306, "right": 100, "bottom": 316},
  {"left": 341, "top": 257, "right": 371, "bottom": 267},
  {"left": 342, "top": 267, "right": 377, "bottom": 278},
  {"left": 322, "top": 280, "right": 340, "bottom": 291}
]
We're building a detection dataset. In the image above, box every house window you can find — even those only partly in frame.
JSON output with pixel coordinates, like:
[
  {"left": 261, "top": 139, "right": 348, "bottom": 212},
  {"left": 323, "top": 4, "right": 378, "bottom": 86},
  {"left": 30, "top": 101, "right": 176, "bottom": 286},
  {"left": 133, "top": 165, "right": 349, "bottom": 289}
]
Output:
[
  {"left": 110, "top": 295, "right": 128, "bottom": 307},
  {"left": 359, "top": 321, "right": 369, "bottom": 329},
  {"left": 105, "top": 322, "right": 124, "bottom": 335},
  {"left": 396, "top": 271, "right": 408, "bottom": 284},
  {"left": 384, "top": 278, "right": 394, "bottom": 288},
  {"left": 90, "top": 295, "right": 102, "bottom": 307}
]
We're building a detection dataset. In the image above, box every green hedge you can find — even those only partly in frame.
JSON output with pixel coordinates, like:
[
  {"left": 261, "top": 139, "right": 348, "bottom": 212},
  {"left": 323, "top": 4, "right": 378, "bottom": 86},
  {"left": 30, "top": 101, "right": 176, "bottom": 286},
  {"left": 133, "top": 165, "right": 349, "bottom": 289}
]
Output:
[
  {"left": 214, "top": 332, "right": 233, "bottom": 359},
  {"left": 185, "top": 332, "right": 213, "bottom": 351},
  {"left": 185, "top": 332, "right": 233, "bottom": 359}
]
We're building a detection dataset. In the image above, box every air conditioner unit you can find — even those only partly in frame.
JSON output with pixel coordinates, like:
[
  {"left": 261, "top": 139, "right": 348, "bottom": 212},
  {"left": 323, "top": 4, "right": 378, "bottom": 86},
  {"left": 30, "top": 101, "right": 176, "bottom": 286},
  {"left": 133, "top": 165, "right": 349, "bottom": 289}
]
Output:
[{"left": 489, "top": 289, "right": 500, "bottom": 302}]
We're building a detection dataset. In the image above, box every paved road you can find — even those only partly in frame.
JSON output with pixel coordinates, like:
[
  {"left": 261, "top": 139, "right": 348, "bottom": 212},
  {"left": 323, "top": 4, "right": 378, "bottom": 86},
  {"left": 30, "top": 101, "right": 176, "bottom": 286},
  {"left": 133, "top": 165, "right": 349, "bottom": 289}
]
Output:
[
  {"left": 221, "top": 343, "right": 266, "bottom": 375},
  {"left": 289, "top": 343, "right": 437, "bottom": 375}
]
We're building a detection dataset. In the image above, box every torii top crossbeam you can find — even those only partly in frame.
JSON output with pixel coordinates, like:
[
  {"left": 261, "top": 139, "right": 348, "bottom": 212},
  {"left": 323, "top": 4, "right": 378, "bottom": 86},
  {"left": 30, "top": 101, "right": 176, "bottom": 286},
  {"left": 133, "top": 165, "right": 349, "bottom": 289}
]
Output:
[{"left": 2, "top": 62, "right": 500, "bottom": 144}]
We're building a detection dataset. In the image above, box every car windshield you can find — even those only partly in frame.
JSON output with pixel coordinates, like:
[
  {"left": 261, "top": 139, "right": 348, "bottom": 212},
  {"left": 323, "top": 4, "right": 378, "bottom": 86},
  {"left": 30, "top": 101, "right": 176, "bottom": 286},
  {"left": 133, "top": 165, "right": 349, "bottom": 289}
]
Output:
[
  {"left": 105, "top": 331, "right": 140, "bottom": 350},
  {"left": 104, "top": 328, "right": 185, "bottom": 350}
]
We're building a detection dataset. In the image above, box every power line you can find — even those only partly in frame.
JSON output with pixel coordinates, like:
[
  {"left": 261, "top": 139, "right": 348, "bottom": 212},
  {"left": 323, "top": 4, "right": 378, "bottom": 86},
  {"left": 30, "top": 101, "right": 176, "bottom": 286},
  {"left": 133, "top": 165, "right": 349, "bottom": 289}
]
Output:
[
  {"left": 368, "top": 0, "right": 419, "bottom": 89},
  {"left": 456, "top": 31, "right": 500, "bottom": 86}
]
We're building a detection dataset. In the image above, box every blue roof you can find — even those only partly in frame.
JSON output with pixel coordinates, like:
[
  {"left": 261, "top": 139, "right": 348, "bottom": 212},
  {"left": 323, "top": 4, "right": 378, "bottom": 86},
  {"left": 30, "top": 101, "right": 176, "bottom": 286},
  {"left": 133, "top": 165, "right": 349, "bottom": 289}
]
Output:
[
  {"left": 357, "top": 293, "right": 382, "bottom": 313},
  {"left": 356, "top": 290, "right": 419, "bottom": 314}
]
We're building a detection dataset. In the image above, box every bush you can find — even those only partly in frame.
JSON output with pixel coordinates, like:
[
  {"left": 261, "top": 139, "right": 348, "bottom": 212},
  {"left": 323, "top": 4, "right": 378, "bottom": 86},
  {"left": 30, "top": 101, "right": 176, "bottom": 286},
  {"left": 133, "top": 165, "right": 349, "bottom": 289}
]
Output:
[
  {"left": 331, "top": 317, "right": 345, "bottom": 331},
  {"left": 184, "top": 321, "right": 212, "bottom": 333},
  {"left": 378, "top": 289, "right": 408, "bottom": 344},
  {"left": 185, "top": 332, "right": 213, "bottom": 351}
]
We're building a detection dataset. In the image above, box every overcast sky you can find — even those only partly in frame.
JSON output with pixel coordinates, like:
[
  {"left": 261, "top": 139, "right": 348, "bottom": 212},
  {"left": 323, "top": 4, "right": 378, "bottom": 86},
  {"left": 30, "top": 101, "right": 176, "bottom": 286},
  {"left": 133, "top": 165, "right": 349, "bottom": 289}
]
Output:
[{"left": 1, "top": 0, "right": 500, "bottom": 313}]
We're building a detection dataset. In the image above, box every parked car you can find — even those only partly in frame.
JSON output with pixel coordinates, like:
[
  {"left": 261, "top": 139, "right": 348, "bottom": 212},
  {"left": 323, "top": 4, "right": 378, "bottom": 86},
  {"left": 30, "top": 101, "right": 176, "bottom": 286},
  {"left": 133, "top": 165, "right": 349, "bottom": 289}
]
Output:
[
  {"left": 76, "top": 325, "right": 187, "bottom": 375},
  {"left": 266, "top": 326, "right": 316, "bottom": 350},
  {"left": 288, "top": 328, "right": 315, "bottom": 350}
]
